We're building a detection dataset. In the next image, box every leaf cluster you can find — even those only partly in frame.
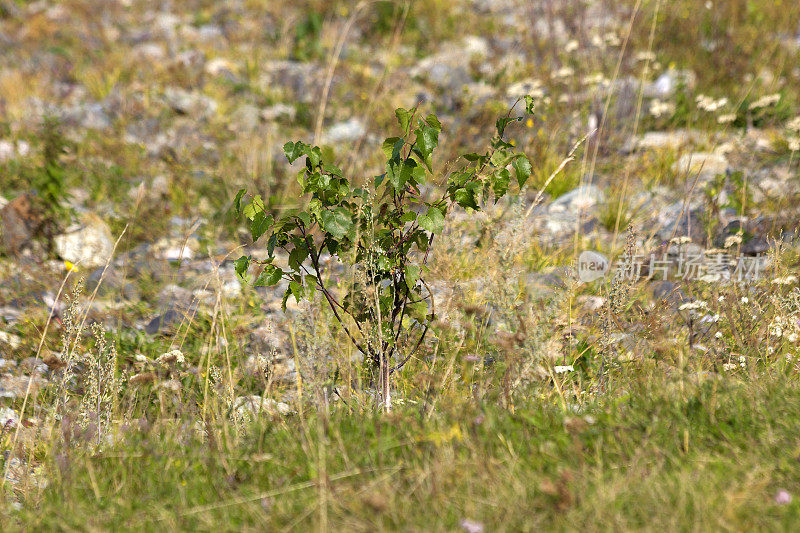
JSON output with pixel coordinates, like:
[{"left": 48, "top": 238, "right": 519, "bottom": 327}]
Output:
[{"left": 233, "top": 100, "right": 534, "bottom": 373}]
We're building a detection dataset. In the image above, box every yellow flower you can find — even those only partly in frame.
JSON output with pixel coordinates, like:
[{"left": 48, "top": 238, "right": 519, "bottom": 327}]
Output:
[
  {"left": 526, "top": 118, "right": 534, "bottom": 128},
  {"left": 64, "top": 261, "right": 78, "bottom": 272}
]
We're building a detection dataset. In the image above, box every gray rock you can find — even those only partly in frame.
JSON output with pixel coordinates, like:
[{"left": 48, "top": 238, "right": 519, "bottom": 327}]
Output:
[
  {"left": 145, "top": 308, "right": 185, "bottom": 336},
  {"left": 21, "top": 357, "right": 47, "bottom": 374},
  {"left": 0, "top": 374, "right": 45, "bottom": 399},
  {"left": 0, "top": 406, "right": 19, "bottom": 428},
  {"left": 651, "top": 281, "right": 690, "bottom": 308},
  {"left": 63, "top": 102, "right": 111, "bottom": 130},
  {"left": 132, "top": 42, "right": 166, "bottom": 61},
  {"left": 671, "top": 152, "right": 729, "bottom": 181},
  {"left": 261, "top": 103, "right": 296, "bottom": 122},
  {"left": 548, "top": 184, "right": 604, "bottom": 215},
  {"left": 164, "top": 87, "right": 218, "bottom": 118},
  {"left": 526, "top": 268, "right": 569, "bottom": 299},
  {"left": 233, "top": 395, "right": 291, "bottom": 418},
  {"left": 86, "top": 267, "right": 140, "bottom": 301},
  {"left": 0, "top": 331, "right": 22, "bottom": 349},
  {"left": 410, "top": 36, "right": 489, "bottom": 91},
  {"left": 0, "top": 141, "right": 15, "bottom": 161},
  {"left": 229, "top": 104, "right": 261, "bottom": 132},
  {"left": 259, "top": 61, "right": 319, "bottom": 103},
  {"left": 324, "top": 118, "right": 365, "bottom": 144},
  {"left": 630, "top": 130, "right": 697, "bottom": 151},
  {"left": 248, "top": 325, "right": 287, "bottom": 357},
  {"left": 53, "top": 214, "right": 114, "bottom": 269}
]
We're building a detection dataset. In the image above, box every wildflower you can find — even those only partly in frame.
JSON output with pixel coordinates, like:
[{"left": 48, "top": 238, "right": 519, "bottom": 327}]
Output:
[
  {"left": 634, "top": 51, "right": 656, "bottom": 62},
  {"left": 717, "top": 113, "right": 737, "bottom": 124},
  {"left": 603, "top": 32, "right": 621, "bottom": 46},
  {"left": 582, "top": 72, "right": 606, "bottom": 85},
  {"left": 554, "top": 365, "right": 574, "bottom": 374},
  {"left": 679, "top": 300, "right": 708, "bottom": 311},
  {"left": 789, "top": 333, "right": 799, "bottom": 343},
  {"left": 670, "top": 236, "right": 692, "bottom": 245},
  {"left": 749, "top": 93, "right": 781, "bottom": 110},
  {"left": 724, "top": 234, "right": 743, "bottom": 248},
  {"left": 564, "top": 40, "right": 579, "bottom": 53},
  {"left": 787, "top": 116, "right": 800, "bottom": 133},
  {"left": 650, "top": 99, "right": 674, "bottom": 118},
  {"left": 722, "top": 363, "right": 736, "bottom": 371},
  {"left": 156, "top": 349, "right": 186, "bottom": 366},
  {"left": 555, "top": 66, "right": 574, "bottom": 79},
  {"left": 767, "top": 346, "right": 775, "bottom": 354},
  {"left": 788, "top": 137, "right": 800, "bottom": 152},
  {"left": 718, "top": 295, "right": 726, "bottom": 302},
  {"left": 740, "top": 297, "right": 749, "bottom": 304},
  {"left": 158, "top": 379, "right": 182, "bottom": 393},
  {"left": 739, "top": 355, "right": 747, "bottom": 368},
  {"left": 460, "top": 519, "right": 485, "bottom": 533},
  {"left": 775, "top": 490, "right": 792, "bottom": 505},
  {"left": 772, "top": 275, "right": 798, "bottom": 285},
  {"left": 696, "top": 94, "right": 728, "bottom": 112},
  {"left": 715, "top": 331, "right": 723, "bottom": 339}
]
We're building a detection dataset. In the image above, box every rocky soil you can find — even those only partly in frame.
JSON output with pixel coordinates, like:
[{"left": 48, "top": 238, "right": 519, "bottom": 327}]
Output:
[{"left": 1, "top": 0, "right": 799, "bottom": 503}]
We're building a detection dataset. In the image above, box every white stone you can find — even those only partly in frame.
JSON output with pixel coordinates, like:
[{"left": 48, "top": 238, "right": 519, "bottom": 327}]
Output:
[
  {"left": 671, "top": 152, "right": 728, "bottom": 179},
  {"left": 53, "top": 214, "right": 114, "bottom": 269},
  {"left": 324, "top": 118, "right": 365, "bottom": 143}
]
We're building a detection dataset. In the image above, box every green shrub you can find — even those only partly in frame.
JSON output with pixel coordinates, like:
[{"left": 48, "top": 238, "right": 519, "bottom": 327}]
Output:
[{"left": 233, "top": 100, "right": 536, "bottom": 408}]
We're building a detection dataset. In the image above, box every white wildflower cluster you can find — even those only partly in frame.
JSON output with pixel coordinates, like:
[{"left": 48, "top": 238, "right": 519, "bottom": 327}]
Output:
[
  {"left": 717, "top": 113, "right": 737, "bottom": 124},
  {"left": 602, "top": 32, "right": 621, "bottom": 47},
  {"left": 767, "top": 316, "right": 800, "bottom": 342},
  {"left": 506, "top": 79, "right": 545, "bottom": 100},
  {"left": 739, "top": 355, "right": 747, "bottom": 368},
  {"left": 749, "top": 93, "right": 781, "bottom": 110},
  {"left": 581, "top": 73, "right": 607, "bottom": 86},
  {"left": 788, "top": 137, "right": 800, "bottom": 152},
  {"left": 554, "top": 66, "right": 575, "bottom": 80},
  {"left": 724, "top": 234, "right": 743, "bottom": 248},
  {"left": 786, "top": 116, "right": 800, "bottom": 133},
  {"left": 156, "top": 349, "right": 186, "bottom": 366},
  {"left": 696, "top": 94, "right": 728, "bottom": 112},
  {"left": 650, "top": 99, "right": 674, "bottom": 118},
  {"left": 670, "top": 236, "right": 692, "bottom": 245},
  {"left": 772, "top": 275, "right": 798, "bottom": 286},
  {"left": 554, "top": 365, "right": 574, "bottom": 374},
  {"left": 564, "top": 40, "right": 579, "bottom": 53},
  {"left": 722, "top": 363, "right": 737, "bottom": 371},
  {"left": 679, "top": 300, "right": 708, "bottom": 312}
]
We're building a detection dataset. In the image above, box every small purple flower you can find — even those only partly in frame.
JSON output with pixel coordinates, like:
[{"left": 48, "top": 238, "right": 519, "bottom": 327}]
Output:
[
  {"left": 460, "top": 519, "right": 485, "bottom": 533},
  {"left": 775, "top": 489, "right": 792, "bottom": 505}
]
